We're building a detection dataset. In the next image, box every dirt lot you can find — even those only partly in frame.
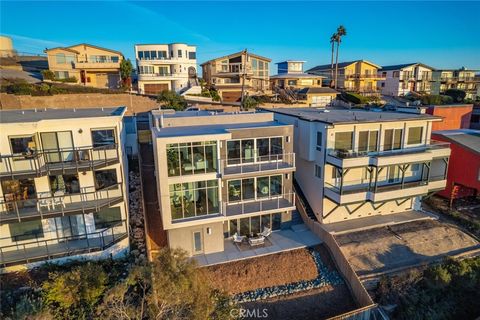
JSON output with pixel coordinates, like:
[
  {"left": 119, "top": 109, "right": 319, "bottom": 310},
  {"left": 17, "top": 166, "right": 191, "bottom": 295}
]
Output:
[
  {"left": 336, "top": 219, "right": 480, "bottom": 277},
  {"left": 205, "top": 248, "right": 318, "bottom": 295}
]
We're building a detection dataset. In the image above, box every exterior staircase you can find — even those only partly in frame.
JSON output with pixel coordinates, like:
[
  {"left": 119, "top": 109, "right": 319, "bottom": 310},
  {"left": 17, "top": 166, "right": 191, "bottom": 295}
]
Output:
[{"left": 293, "top": 179, "right": 317, "bottom": 221}]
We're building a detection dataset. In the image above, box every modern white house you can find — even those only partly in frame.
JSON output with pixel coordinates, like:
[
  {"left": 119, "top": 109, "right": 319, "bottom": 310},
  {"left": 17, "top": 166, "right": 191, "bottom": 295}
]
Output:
[
  {"left": 0, "top": 107, "right": 130, "bottom": 270},
  {"left": 135, "top": 43, "right": 198, "bottom": 95},
  {"left": 269, "top": 108, "right": 450, "bottom": 225},
  {"left": 378, "top": 63, "right": 435, "bottom": 96}
]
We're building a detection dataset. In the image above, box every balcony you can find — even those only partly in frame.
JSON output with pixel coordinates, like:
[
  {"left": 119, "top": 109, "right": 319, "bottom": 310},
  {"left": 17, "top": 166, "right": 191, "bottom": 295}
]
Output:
[
  {"left": 223, "top": 192, "right": 296, "bottom": 217},
  {"left": 0, "top": 145, "right": 120, "bottom": 180},
  {"left": 324, "top": 175, "right": 446, "bottom": 204},
  {"left": 73, "top": 61, "right": 120, "bottom": 69},
  {"left": 344, "top": 74, "right": 386, "bottom": 80},
  {"left": 0, "top": 220, "right": 127, "bottom": 267},
  {"left": 215, "top": 63, "right": 253, "bottom": 75},
  {"left": 221, "top": 153, "right": 295, "bottom": 177},
  {"left": 326, "top": 141, "right": 450, "bottom": 168},
  {"left": 0, "top": 183, "right": 124, "bottom": 224}
]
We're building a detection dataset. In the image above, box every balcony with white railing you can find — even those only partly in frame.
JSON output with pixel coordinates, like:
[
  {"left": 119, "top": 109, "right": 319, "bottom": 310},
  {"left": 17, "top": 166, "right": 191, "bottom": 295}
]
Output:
[
  {"left": 0, "top": 145, "right": 120, "bottom": 179},
  {"left": 0, "top": 183, "right": 124, "bottom": 224},
  {"left": 221, "top": 152, "right": 295, "bottom": 177},
  {"left": 0, "top": 220, "right": 128, "bottom": 267},
  {"left": 222, "top": 192, "right": 296, "bottom": 217}
]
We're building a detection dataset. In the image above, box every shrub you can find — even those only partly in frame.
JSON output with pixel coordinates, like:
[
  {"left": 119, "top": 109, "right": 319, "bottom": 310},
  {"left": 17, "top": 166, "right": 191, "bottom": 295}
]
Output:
[
  {"left": 420, "top": 94, "right": 453, "bottom": 105},
  {"left": 241, "top": 95, "right": 259, "bottom": 109},
  {"left": 157, "top": 90, "right": 188, "bottom": 111},
  {"left": 444, "top": 89, "right": 466, "bottom": 103},
  {"left": 342, "top": 92, "right": 369, "bottom": 104},
  {"left": 41, "top": 70, "right": 55, "bottom": 81}
]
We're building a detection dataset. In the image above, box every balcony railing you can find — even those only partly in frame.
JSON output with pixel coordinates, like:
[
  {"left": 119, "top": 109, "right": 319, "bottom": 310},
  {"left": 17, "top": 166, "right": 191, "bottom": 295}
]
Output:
[
  {"left": 345, "top": 74, "right": 386, "bottom": 80},
  {"left": 138, "top": 72, "right": 174, "bottom": 78},
  {"left": 0, "top": 145, "right": 119, "bottom": 179},
  {"left": 0, "top": 220, "right": 128, "bottom": 267},
  {"left": 327, "top": 141, "right": 450, "bottom": 160},
  {"left": 0, "top": 183, "right": 124, "bottom": 224},
  {"left": 221, "top": 152, "right": 295, "bottom": 176},
  {"left": 223, "top": 192, "right": 296, "bottom": 217},
  {"left": 216, "top": 63, "right": 253, "bottom": 74}
]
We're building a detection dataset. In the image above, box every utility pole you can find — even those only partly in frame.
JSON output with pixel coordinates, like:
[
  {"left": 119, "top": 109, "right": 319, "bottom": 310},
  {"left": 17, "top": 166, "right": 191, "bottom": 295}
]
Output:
[{"left": 240, "top": 48, "right": 247, "bottom": 110}]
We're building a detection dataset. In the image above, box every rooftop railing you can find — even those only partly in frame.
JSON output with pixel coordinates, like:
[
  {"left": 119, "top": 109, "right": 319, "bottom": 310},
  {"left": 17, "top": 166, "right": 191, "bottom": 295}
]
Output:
[
  {"left": 223, "top": 192, "right": 296, "bottom": 217},
  {"left": 0, "top": 144, "right": 119, "bottom": 179},
  {"left": 327, "top": 141, "right": 450, "bottom": 160},
  {"left": 0, "top": 220, "right": 127, "bottom": 267},
  {"left": 0, "top": 183, "right": 124, "bottom": 224},
  {"left": 221, "top": 152, "right": 295, "bottom": 176}
]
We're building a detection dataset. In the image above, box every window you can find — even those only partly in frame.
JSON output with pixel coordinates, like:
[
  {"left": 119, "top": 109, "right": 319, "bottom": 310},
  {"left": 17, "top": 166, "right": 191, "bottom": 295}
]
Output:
[
  {"left": 94, "top": 207, "right": 122, "bottom": 229},
  {"left": 287, "top": 80, "right": 297, "bottom": 86},
  {"left": 144, "top": 51, "right": 150, "bottom": 60},
  {"left": 138, "top": 51, "right": 144, "bottom": 59},
  {"left": 381, "top": 83, "right": 385, "bottom": 88},
  {"left": 158, "top": 51, "right": 167, "bottom": 59},
  {"left": 9, "top": 220, "right": 44, "bottom": 242},
  {"left": 407, "top": 127, "right": 423, "bottom": 145},
  {"left": 55, "top": 53, "right": 66, "bottom": 64},
  {"left": 169, "top": 180, "right": 219, "bottom": 220},
  {"left": 226, "top": 212, "right": 282, "bottom": 237},
  {"left": 393, "top": 71, "right": 400, "bottom": 78},
  {"left": 54, "top": 71, "right": 70, "bottom": 79},
  {"left": 150, "top": 51, "right": 157, "bottom": 59},
  {"left": 178, "top": 50, "right": 182, "bottom": 57},
  {"left": 334, "top": 132, "right": 353, "bottom": 151},
  {"left": 2, "top": 178, "right": 37, "bottom": 208},
  {"left": 315, "top": 165, "right": 322, "bottom": 178},
  {"left": 10, "top": 136, "right": 36, "bottom": 154},
  {"left": 91, "top": 129, "right": 116, "bottom": 148},
  {"left": 49, "top": 174, "right": 80, "bottom": 194},
  {"left": 111, "top": 56, "right": 119, "bottom": 63},
  {"left": 384, "top": 129, "right": 403, "bottom": 151},
  {"left": 316, "top": 132, "right": 322, "bottom": 151},
  {"left": 193, "top": 231, "right": 203, "bottom": 253},
  {"left": 94, "top": 169, "right": 118, "bottom": 190},
  {"left": 412, "top": 163, "right": 421, "bottom": 172},
  {"left": 166, "top": 141, "right": 217, "bottom": 177},
  {"left": 189, "top": 52, "right": 196, "bottom": 60},
  {"left": 387, "top": 165, "right": 401, "bottom": 183},
  {"left": 358, "top": 131, "right": 378, "bottom": 153}
]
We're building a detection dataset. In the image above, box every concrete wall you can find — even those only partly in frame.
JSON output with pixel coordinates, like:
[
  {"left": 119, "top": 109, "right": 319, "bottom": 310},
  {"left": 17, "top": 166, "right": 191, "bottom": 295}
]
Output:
[
  {"left": 167, "top": 221, "right": 224, "bottom": 256},
  {"left": 0, "top": 93, "right": 158, "bottom": 115},
  {"left": 427, "top": 104, "right": 473, "bottom": 131}
]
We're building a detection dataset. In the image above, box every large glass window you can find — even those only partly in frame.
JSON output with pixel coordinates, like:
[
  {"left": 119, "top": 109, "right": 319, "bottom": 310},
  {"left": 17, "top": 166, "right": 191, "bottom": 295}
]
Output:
[
  {"left": 384, "top": 129, "right": 403, "bottom": 151},
  {"left": 242, "top": 139, "right": 254, "bottom": 163},
  {"left": 2, "top": 178, "right": 36, "bottom": 207},
  {"left": 49, "top": 174, "right": 80, "bottom": 195},
  {"left": 166, "top": 141, "right": 217, "bottom": 177},
  {"left": 94, "top": 169, "right": 117, "bottom": 190},
  {"left": 225, "top": 212, "right": 282, "bottom": 238},
  {"left": 94, "top": 207, "right": 122, "bottom": 229},
  {"left": 228, "top": 137, "right": 284, "bottom": 164},
  {"left": 9, "top": 136, "right": 36, "bottom": 155},
  {"left": 358, "top": 131, "right": 378, "bottom": 153},
  {"left": 257, "top": 138, "right": 270, "bottom": 158},
  {"left": 408, "top": 127, "right": 423, "bottom": 145},
  {"left": 169, "top": 180, "right": 219, "bottom": 221},
  {"left": 228, "top": 175, "right": 283, "bottom": 203},
  {"left": 9, "top": 220, "right": 43, "bottom": 242},
  {"left": 335, "top": 132, "right": 353, "bottom": 151},
  {"left": 55, "top": 53, "right": 66, "bottom": 64},
  {"left": 92, "top": 129, "right": 116, "bottom": 148}
]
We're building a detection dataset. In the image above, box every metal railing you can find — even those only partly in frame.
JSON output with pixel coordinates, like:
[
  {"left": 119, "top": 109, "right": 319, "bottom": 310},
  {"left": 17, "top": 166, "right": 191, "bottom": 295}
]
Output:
[
  {"left": 222, "top": 192, "right": 296, "bottom": 217},
  {"left": 327, "top": 140, "right": 450, "bottom": 159},
  {"left": 0, "top": 183, "right": 123, "bottom": 223},
  {"left": 324, "top": 175, "right": 446, "bottom": 195},
  {"left": 0, "top": 220, "right": 128, "bottom": 267},
  {"left": 344, "top": 74, "right": 386, "bottom": 80},
  {"left": 221, "top": 152, "right": 295, "bottom": 175},
  {"left": 0, "top": 144, "right": 119, "bottom": 178}
]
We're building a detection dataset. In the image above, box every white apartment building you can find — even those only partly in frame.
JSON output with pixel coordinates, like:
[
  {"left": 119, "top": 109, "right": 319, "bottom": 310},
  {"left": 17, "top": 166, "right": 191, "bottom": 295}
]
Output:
[
  {"left": 378, "top": 63, "right": 435, "bottom": 96},
  {"left": 0, "top": 107, "right": 129, "bottom": 270},
  {"left": 135, "top": 43, "right": 197, "bottom": 95},
  {"left": 150, "top": 110, "right": 296, "bottom": 257},
  {"left": 270, "top": 108, "right": 450, "bottom": 224}
]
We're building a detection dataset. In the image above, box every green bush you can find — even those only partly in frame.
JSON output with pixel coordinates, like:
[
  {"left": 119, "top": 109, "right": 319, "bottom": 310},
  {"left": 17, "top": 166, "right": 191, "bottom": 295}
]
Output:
[
  {"left": 341, "top": 92, "right": 377, "bottom": 104},
  {"left": 57, "top": 76, "right": 78, "bottom": 83},
  {"left": 444, "top": 89, "right": 466, "bottom": 103},
  {"left": 420, "top": 94, "right": 453, "bottom": 105},
  {"left": 41, "top": 70, "right": 55, "bottom": 81},
  {"left": 157, "top": 90, "right": 188, "bottom": 111}
]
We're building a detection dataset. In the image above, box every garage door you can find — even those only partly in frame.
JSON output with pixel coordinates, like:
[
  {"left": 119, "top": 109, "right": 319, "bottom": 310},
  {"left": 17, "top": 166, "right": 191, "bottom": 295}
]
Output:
[
  {"left": 222, "top": 91, "right": 242, "bottom": 102},
  {"left": 144, "top": 84, "right": 169, "bottom": 95},
  {"left": 311, "top": 95, "right": 332, "bottom": 107}
]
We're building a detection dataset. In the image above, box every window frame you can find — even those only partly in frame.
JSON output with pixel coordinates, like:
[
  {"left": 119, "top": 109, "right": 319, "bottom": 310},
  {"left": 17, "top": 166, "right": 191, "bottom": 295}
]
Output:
[{"left": 91, "top": 128, "right": 117, "bottom": 148}]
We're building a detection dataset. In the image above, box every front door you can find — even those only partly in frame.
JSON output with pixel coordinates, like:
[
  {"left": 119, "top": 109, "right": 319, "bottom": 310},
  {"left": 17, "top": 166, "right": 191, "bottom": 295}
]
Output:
[{"left": 192, "top": 231, "right": 203, "bottom": 254}]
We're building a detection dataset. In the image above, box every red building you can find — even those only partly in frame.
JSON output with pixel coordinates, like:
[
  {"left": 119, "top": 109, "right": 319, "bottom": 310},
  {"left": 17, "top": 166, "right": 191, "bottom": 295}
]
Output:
[
  {"left": 432, "top": 129, "right": 480, "bottom": 198},
  {"left": 426, "top": 104, "right": 473, "bottom": 131}
]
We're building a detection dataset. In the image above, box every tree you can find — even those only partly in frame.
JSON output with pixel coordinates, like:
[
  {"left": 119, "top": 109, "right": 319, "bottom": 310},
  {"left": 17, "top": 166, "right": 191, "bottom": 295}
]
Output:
[
  {"left": 42, "top": 262, "right": 108, "bottom": 319},
  {"left": 241, "top": 95, "right": 259, "bottom": 110},
  {"left": 334, "top": 25, "right": 347, "bottom": 89},
  {"left": 157, "top": 90, "right": 188, "bottom": 111},
  {"left": 120, "top": 59, "right": 133, "bottom": 90},
  {"left": 330, "top": 33, "right": 338, "bottom": 87},
  {"left": 444, "top": 89, "right": 466, "bottom": 103}
]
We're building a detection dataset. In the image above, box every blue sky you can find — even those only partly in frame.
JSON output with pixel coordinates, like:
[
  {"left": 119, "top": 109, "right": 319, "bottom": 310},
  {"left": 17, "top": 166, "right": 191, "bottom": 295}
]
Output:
[{"left": 1, "top": 1, "right": 479, "bottom": 73}]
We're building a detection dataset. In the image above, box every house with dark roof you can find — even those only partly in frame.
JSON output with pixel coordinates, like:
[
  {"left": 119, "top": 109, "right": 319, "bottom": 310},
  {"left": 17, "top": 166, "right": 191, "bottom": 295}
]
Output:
[
  {"left": 378, "top": 62, "right": 436, "bottom": 96},
  {"left": 44, "top": 43, "right": 124, "bottom": 89},
  {"left": 306, "top": 60, "right": 384, "bottom": 96},
  {"left": 432, "top": 129, "right": 480, "bottom": 198},
  {"left": 200, "top": 50, "right": 271, "bottom": 102}
]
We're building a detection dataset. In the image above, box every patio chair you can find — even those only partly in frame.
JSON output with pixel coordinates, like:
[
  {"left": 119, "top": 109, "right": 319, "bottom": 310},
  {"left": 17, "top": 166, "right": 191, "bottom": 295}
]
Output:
[
  {"left": 232, "top": 233, "right": 245, "bottom": 243},
  {"left": 53, "top": 191, "right": 66, "bottom": 209},
  {"left": 37, "top": 193, "right": 52, "bottom": 211},
  {"left": 248, "top": 235, "right": 265, "bottom": 246},
  {"left": 260, "top": 227, "right": 272, "bottom": 238}
]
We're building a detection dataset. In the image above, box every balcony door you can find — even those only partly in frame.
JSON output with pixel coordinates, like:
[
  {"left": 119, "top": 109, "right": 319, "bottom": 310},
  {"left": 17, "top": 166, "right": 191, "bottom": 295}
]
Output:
[
  {"left": 55, "top": 215, "right": 86, "bottom": 241},
  {"left": 41, "top": 131, "right": 74, "bottom": 163}
]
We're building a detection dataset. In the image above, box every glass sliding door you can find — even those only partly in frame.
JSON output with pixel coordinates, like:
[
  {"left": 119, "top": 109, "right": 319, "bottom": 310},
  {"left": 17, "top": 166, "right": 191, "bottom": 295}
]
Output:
[
  {"left": 242, "top": 139, "right": 254, "bottom": 163},
  {"left": 55, "top": 215, "right": 86, "bottom": 241},
  {"left": 40, "top": 131, "right": 74, "bottom": 163}
]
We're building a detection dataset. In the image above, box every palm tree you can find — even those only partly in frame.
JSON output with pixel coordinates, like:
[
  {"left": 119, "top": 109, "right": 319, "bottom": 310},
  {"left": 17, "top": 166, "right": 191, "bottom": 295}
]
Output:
[
  {"left": 330, "top": 33, "right": 338, "bottom": 88},
  {"left": 334, "top": 25, "right": 347, "bottom": 89}
]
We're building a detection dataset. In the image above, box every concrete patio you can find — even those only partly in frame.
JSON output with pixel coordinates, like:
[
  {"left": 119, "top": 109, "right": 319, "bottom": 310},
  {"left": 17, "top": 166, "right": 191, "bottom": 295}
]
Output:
[{"left": 194, "top": 223, "right": 321, "bottom": 266}]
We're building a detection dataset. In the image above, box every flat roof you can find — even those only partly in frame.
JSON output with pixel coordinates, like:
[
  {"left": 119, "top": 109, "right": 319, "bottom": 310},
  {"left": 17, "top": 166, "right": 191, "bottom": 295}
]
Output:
[
  {"left": 154, "top": 121, "right": 287, "bottom": 138},
  {"left": 0, "top": 107, "right": 126, "bottom": 124},
  {"left": 264, "top": 107, "right": 442, "bottom": 125},
  {"left": 432, "top": 129, "right": 480, "bottom": 155}
]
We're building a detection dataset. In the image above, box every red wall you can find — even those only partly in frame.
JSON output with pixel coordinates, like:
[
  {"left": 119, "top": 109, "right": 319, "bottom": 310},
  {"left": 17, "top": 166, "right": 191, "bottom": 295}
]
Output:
[
  {"left": 432, "top": 134, "right": 480, "bottom": 198},
  {"left": 426, "top": 105, "right": 473, "bottom": 131}
]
